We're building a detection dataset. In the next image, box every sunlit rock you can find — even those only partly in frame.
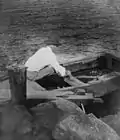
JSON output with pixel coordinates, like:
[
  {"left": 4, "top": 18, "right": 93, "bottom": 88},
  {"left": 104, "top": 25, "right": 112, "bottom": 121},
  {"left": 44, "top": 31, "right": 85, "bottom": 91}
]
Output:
[{"left": 52, "top": 107, "right": 120, "bottom": 140}]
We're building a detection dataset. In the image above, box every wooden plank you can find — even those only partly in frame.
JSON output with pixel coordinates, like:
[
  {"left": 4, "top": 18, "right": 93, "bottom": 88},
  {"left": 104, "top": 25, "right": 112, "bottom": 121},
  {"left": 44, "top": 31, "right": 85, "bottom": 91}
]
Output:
[
  {"left": 27, "top": 90, "right": 74, "bottom": 100},
  {"left": 57, "top": 94, "right": 94, "bottom": 100},
  {"left": 27, "top": 90, "right": 95, "bottom": 101},
  {"left": 61, "top": 52, "right": 104, "bottom": 66}
]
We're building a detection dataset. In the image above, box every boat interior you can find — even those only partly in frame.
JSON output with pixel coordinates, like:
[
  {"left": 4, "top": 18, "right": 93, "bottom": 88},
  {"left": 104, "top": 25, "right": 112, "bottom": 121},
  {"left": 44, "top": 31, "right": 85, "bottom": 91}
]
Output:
[{"left": 35, "top": 53, "right": 120, "bottom": 91}]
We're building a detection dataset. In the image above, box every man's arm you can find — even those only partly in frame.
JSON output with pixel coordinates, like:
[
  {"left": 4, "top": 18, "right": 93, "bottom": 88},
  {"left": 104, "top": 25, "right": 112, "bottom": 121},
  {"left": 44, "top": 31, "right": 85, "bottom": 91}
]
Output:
[
  {"left": 49, "top": 51, "right": 66, "bottom": 77},
  {"left": 51, "top": 61, "right": 66, "bottom": 77}
]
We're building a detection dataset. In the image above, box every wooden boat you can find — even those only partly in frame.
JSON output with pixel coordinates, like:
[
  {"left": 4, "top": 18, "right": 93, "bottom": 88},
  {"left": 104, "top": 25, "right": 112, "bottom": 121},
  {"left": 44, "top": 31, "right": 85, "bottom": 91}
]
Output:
[
  {"left": 0, "top": 52, "right": 120, "bottom": 106},
  {"left": 32, "top": 52, "right": 120, "bottom": 96}
]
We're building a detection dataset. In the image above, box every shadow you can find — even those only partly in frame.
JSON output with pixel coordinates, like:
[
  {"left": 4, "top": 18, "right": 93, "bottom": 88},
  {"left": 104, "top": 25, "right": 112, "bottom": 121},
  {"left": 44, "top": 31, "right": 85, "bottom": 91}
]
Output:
[
  {"left": 36, "top": 74, "right": 69, "bottom": 90},
  {"left": 25, "top": 99, "right": 49, "bottom": 109}
]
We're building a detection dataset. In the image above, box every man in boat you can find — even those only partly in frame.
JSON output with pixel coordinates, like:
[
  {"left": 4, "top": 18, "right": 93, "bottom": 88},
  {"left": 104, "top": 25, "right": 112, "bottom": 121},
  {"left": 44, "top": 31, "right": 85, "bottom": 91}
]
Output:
[{"left": 25, "top": 38, "right": 87, "bottom": 91}]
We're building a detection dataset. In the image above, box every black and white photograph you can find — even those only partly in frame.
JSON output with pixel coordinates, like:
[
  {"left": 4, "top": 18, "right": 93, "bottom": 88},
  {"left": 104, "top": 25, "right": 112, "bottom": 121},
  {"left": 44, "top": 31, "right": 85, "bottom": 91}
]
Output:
[{"left": 0, "top": 0, "right": 120, "bottom": 139}]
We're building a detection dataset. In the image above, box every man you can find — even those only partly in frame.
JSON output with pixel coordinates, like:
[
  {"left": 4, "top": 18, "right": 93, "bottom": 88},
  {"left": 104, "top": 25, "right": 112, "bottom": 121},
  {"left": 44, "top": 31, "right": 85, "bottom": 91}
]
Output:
[{"left": 25, "top": 38, "right": 87, "bottom": 91}]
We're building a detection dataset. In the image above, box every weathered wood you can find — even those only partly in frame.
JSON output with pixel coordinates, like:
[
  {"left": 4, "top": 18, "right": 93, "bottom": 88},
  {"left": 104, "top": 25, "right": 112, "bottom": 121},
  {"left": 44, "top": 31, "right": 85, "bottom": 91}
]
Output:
[
  {"left": 7, "top": 65, "right": 27, "bottom": 104},
  {"left": 27, "top": 89, "right": 95, "bottom": 103},
  {"left": 27, "top": 90, "right": 74, "bottom": 100}
]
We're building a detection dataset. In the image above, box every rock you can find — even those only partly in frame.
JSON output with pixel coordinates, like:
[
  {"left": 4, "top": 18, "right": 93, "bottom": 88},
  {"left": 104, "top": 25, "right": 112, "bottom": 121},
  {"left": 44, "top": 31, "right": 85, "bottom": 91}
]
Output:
[
  {"left": 0, "top": 103, "right": 32, "bottom": 134},
  {"left": 32, "top": 98, "right": 120, "bottom": 140},
  {"left": 0, "top": 102, "right": 54, "bottom": 140},
  {"left": 88, "top": 114, "right": 120, "bottom": 140},
  {"left": 31, "top": 98, "right": 84, "bottom": 131},
  {"left": 0, "top": 98, "right": 119, "bottom": 140},
  {"left": 101, "top": 112, "right": 120, "bottom": 137},
  {"left": 52, "top": 112, "right": 120, "bottom": 140},
  {"left": 0, "top": 103, "right": 34, "bottom": 140},
  {"left": 51, "top": 98, "right": 83, "bottom": 114},
  {"left": 0, "top": 98, "right": 83, "bottom": 140}
]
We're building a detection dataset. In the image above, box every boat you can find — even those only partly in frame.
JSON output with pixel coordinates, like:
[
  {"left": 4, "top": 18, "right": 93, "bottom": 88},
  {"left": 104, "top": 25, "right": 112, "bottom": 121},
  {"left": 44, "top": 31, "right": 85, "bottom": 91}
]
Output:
[
  {"left": 0, "top": 52, "right": 120, "bottom": 107},
  {"left": 32, "top": 52, "right": 120, "bottom": 96}
]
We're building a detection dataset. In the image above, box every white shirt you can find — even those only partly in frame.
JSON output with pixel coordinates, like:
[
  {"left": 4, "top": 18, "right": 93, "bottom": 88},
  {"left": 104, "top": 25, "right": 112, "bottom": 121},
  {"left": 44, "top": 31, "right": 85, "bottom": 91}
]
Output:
[{"left": 25, "top": 46, "right": 66, "bottom": 77}]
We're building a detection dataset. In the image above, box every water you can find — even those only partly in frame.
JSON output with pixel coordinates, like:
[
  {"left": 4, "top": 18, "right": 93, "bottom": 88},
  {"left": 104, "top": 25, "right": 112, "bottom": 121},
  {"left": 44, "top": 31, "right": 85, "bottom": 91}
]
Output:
[
  {"left": 0, "top": 2, "right": 120, "bottom": 112},
  {"left": 0, "top": 1, "right": 120, "bottom": 73}
]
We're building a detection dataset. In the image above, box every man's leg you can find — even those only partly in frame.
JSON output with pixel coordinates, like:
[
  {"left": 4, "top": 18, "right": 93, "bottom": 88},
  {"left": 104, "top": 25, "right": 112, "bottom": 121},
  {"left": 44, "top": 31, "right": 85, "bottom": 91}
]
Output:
[
  {"left": 27, "top": 66, "right": 55, "bottom": 91},
  {"left": 27, "top": 79, "right": 46, "bottom": 91},
  {"left": 27, "top": 71, "right": 46, "bottom": 91},
  {"left": 34, "top": 66, "right": 55, "bottom": 81},
  {"left": 27, "top": 66, "right": 55, "bottom": 81}
]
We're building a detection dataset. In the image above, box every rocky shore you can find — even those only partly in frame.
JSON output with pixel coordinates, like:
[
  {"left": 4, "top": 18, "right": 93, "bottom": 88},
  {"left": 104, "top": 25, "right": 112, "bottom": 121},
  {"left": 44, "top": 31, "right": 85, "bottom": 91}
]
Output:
[{"left": 0, "top": 99, "right": 120, "bottom": 140}]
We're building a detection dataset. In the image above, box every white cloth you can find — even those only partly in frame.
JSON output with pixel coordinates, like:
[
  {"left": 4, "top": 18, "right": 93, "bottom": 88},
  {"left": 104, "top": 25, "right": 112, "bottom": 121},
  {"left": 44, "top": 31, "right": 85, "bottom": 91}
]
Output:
[{"left": 25, "top": 46, "right": 66, "bottom": 77}]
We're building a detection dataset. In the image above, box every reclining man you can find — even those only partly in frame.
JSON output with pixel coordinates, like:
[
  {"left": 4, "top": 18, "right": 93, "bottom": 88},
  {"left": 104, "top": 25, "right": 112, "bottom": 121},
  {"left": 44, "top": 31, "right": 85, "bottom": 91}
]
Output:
[{"left": 25, "top": 38, "right": 87, "bottom": 91}]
